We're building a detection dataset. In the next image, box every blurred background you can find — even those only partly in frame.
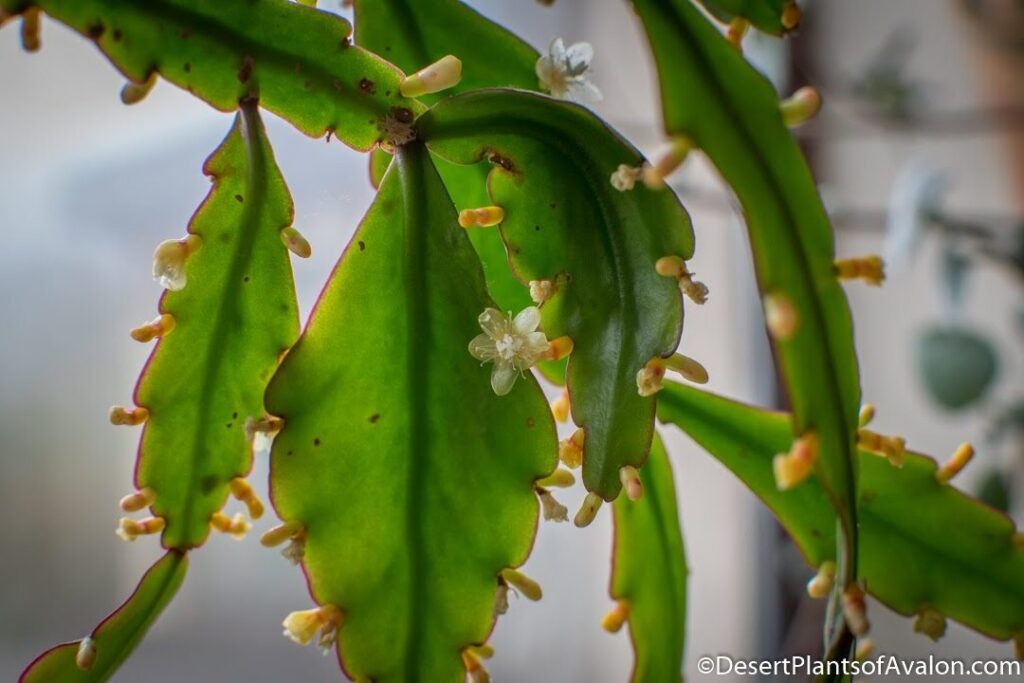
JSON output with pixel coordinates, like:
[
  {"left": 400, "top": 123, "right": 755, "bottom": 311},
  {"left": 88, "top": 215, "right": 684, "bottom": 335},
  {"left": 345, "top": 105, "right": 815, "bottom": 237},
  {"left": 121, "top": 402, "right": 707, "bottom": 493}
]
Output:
[{"left": 1, "top": 0, "right": 1022, "bottom": 680}]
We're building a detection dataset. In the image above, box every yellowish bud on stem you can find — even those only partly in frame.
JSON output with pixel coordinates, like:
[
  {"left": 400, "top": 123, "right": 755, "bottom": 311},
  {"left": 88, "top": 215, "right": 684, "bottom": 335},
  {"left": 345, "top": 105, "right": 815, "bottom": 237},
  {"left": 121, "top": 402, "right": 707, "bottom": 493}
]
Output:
[
  {"left": 574, "top": 492, "right": 603, "bottom": 528},
  {"left": 229, "top": 477, "right": 265, "bottom": 520},
  {"left": 544, "top": 335, "right": 574, "bottom": 361},
  {"left": 842, "top": 585, "right": 871, "bottom": 637},
  {"left": 130, "top": 313, "right": 176, "bottom": 343},
  {"left": 858, "top": 403, "right": 876, "bottom": 428},
  {"left": 764, "top": 292, "right": 799, "bottom": 341},
  {"left": 109, "top": 406, "right": 149, "bottom": 426},
  {"left": 152, "top": 234, "right": 201, "bottom": 291},
  {"left": 529, "top": 279, "right": 555, "bottom": 305},
  {"left": 462, "top": 650, "right": 491, "bottom": 683},
  {"left": 280, "top": 226, "right": 312, "bottom": 258},
  {"left": 559, "top": 428, "right": 585, "bottom": 469},
  {"left": 459, "top": 205, "right": 505, "bottom": 229},
  {"left": 835, "top": 255, "right": 885, "bottom": 286},
  {"left": 781, "top": 1, "right": 802, "bottom": 30},
  {"left": 936, "top": 442, "right": 974, "bottom": 484},
  {"left": 643, "top": 136, "right": 694, "bottom": 189},
  {"left": 806, "top": 560, "right": 836, "bottom": 599},
  {"left": 780, "top": 86, "right": 822, "bottom": 127},
  {"left": 619, "top": 466, "right": 643, "bottom": 501},
  {"left": 913, "top": 605, "right": 947, "bottom": 642},
  {"left": 550, "top": 389, "right": 571, "bottom": 423},
  {"left": 469, "top": 644, "right": 494, "bottom": 659},
  {"left": 119, "top": 487, "right": 156, "bottom": 513},
  {"left": 75, "top": 637, "right": 97, "bottom": 671},
  {"left": 116, "top": 516, "right": 165, "bottom": 542},
  {"left": 120, "top": 73, "right": 157, "bottom": 105},
  {"left": 261, "top": 520, "right": 305, "bottom": 547},
  {"left": 21, "top": 7, "right": 41, "bottom": 52},
  {"left": 773, "top": 432, "right": 819, "bottom": 490},
  {"left": 726, "top": 18, "right": 749, "bottom": 51},
  {"left": 602, "top": 601, "right": 630, "bottom": 633},
  {"left": 537, "top": 468, "right": 575, "bottom": 488},
  {"left": 500, "top": 568, "right": 542, "bottom": 601},
  {"left": 655, "top": 256, "right": 708, "bottom": 304},
  {"left": 400, "top": 54, "right": 462, "bottom": 97},
  {"left": 211, "top": 511, "right": 251, "bottom": 541},
  {"left": 857, "top": 428, "right": 906, "bottom": 468}
]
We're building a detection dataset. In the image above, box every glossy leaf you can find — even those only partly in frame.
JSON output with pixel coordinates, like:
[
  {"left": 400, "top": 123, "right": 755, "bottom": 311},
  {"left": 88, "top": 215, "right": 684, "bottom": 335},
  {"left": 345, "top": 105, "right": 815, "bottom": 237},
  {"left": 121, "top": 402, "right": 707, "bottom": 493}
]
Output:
[
  {"left": 356, "top": 0, "right": 539, "bottom": 314},
  {"left": 658, "top": 382, "right": 1024, "bottom": 643},
  {"left": 694, "top": 0, "right": 793, "bottom": 36},
  {"left": 134, "top": 107, "right": 300, "bottom": 548},
  {"left": 265, "top": 142, "right": 557, "bottom": 682},
  {"left": 633, "top": 0, "right": 861, "bottom": 598},
  {"left": 0, "top": 0, "right": 421, "bottom": 151},
  {"left": 420, "top": 89, "right": 694, "bottom": 500},
  {"left": 20, "top": 551, "right": 188, "bottom": 683},
  {"left": 610, "top": 432, "right": 687, "bottom": 683}
]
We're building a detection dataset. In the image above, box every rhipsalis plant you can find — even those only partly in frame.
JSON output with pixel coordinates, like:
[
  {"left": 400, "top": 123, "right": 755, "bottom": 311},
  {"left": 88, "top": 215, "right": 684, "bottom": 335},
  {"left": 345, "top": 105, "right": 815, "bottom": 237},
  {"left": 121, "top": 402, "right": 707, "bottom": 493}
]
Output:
[{"left": 4, "top": 1, "right": 1022, "bottom": 681}]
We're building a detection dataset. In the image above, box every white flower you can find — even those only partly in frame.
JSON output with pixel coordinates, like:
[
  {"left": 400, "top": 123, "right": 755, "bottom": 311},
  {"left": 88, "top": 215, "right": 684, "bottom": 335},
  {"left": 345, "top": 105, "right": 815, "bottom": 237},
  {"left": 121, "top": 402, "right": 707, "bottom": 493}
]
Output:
[
  {"left": 610, "top": 164, "right": 643, "bottom": 192},
  {"left": 536, "top": 38, "right": 602, "bottom": 104},
  {"left": 885, "top": 161, "right": 946, "bottom": 268},
  {"left": 469, "top": 307, "right": 550, "bottom": 396}
]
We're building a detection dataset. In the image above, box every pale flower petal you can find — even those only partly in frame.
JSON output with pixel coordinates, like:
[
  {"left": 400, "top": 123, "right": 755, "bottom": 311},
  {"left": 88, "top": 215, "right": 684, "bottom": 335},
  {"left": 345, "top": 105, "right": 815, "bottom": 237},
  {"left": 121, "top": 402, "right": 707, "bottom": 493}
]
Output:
[
  {"left": 490, "top": 362, "right": 519, "bottom": 396},
  {"left": 469, "top": 333, "right": 499, "bottom": 361},
  {"left": 566, "top": 79, "right": 603, "bottom": 104},
  {"left": 564, "top": 41, "right": 594, "bottom": 74},
  {"left": 477, "top": 308, "right": 508, "bottom": 338},
  {"left": 548, "top": 37, "right": 567, "bottom": 63},
  {"left": 513, "top": 306, "right": 542, "bottom": 334}
]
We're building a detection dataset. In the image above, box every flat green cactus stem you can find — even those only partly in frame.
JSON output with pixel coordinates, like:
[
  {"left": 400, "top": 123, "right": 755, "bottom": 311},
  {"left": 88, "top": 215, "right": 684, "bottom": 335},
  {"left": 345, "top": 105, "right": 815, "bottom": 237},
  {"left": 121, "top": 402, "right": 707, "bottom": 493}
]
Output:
[
  {"left": 420, "top": 89, "right": 695, "bottom": 503},
  {"left": 610, "top": 433, "right": 688, "bottom": 682},
  {"left": 358, "top": 0, "right": 540, "bottom": 317},
  {"left": 20, "top": 551, "right": 187, "bottom": 683},
  {"left": 264, "top": 142, "right": 557, "bottom": 682},
  {"left": 695, "top": 0, "right": 798, "bottom": 36},
  {"left": 658, "top": 381, "right": 1024, "bottom": 647},
  {"left": 122, "top": 104, "right": 301, "bottom": 549},
  {"left": 0, "top": 0, "right": 421, "bottom": 150},
  {"left": 632, "top": 0, "right": 862, "bottom": 653}
]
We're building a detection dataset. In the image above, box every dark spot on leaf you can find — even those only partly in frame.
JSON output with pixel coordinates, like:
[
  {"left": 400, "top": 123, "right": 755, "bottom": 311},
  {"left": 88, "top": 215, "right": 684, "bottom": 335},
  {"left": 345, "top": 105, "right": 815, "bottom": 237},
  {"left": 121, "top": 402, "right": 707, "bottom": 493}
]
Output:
[
  {"left": 200, "top": 475, "right": 218, "bottom": 493},
  {"left": 392, "top": 107, "right": 414, "bottom": 124},
  {"left": 313, "top": 438, "right": 321, "bottom": 447},
  {"left": 810, "top": 528, "right": 822, "bottom": 538},
  {"left": 369, "top": 413, "right": 380, "bottom": 423},
  {"left": 384, "top": 90, "right": 391, "bottom": 97},
  {"left": 184, "top": 63, "right": 191, "bottom": 73},
  {"left": 304, "top": 79, "right": 312, "bottom": 90},
  {"left": 340, "top": 37, "right": 351, "bottom": 48},
  {"left": 112, "top": 29, "right": 123, "bottom": 41},
  {"left": 226, "top": 422, "right": 233, "bottom": 429},
  {"left": 243, "top": 275, "right": 250, "bottom": 283},
  {"left": 860, "top": 490, "right": 877, "bottom": 504},
  {"left": 488, "top": 151, "right": 515, "bottom": 172},
  {"left": 238, "top": 55, "right": 254, "bottom": 84},
  {"left": 232, "top": 412, "right": 238, "bottom": 419},
  {"left": 87, "top": 22, "right": 104, "bottom": 40},
  {"left": 526, "top": 417, "right": 536, "bottom": 428},
  {"left": 534, "top": 225, "right": 541, "bottom": 231},
  {"left": 549, "top": 202, "right": 557, "bottom": 209},
  {"left": 358, "top": 241, "right": 365, "bottom": 251},
  {"left": 286, "top": 450, "right": 293, "bottom": 456},
  {"left": 359, "top": 78, "right": 376, "bottom": 95},
  {"left": 180, "top": 29, "right": 191, "bottom": 40},
  {"left": 384, "top": 45, "right": 391, "bottom": 52},
  {"left": 235, "top": 194, "right": 244, "bottom": 203}
]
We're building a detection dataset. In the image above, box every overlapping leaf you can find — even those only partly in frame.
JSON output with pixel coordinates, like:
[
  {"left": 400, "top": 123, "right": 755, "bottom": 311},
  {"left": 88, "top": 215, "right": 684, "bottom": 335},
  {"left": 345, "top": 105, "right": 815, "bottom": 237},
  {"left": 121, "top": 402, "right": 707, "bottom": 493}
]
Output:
[
  {"left": 20, "top": 551, "right": 187, "bottom": 683},
  {"left": 610, "top": 433, "right": 688, "bottom": 682},
  {"left": 264, "top": 142, "right": 557, "bottom": 682},
  {"left": 658, "top": 381, "right": 1024, "bottom": 643},
  {"left": 420, "top": 89, "right": 694, "bottom": 500},
  {"left": 0, "top": 0, "right": 420, "bottom": 150},
  {"left": 632, "top": 0, "right": 861, "bottom": 611},
  {"left": 356, "top": 0, "right": 539, "bottom": 313},
  {"left": 134, "top": 107, "right": 300, "bottom": 548}
]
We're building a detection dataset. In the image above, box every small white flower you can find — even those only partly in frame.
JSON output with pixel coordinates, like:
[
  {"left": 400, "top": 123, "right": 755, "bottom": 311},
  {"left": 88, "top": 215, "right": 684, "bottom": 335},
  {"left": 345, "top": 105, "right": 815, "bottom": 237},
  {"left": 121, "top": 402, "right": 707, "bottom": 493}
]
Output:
[
  {"left": 282, "top": 605, "right": 341, "bottom": 655},
  {"left": 610, "top": 164, "right": 643, "bottom": 192},
  {"left": 469, "top": 307, "right": 550, "bottom": 396},
  {"left": 538, "top": 489, "right": 569, "bottom": 522},
  {"left": 536, "top": 38, "right": 602, "bottom": 104},
  {"left": 152, "top": 235, "right": 200, "bottom": 291}
]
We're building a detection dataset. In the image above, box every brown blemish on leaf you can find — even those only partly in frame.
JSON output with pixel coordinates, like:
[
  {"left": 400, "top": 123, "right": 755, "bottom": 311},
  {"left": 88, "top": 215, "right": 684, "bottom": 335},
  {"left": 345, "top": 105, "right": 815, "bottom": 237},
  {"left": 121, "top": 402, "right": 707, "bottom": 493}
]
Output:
[
  {"left": 358, "top": 241, "right": 366, "bottom": 251},
  {"left": 359, "top": 78, "right": 376, "bottom": 95},
  {"left": 526, "top": 417, "right": 536, "bottom": 428},
  {"left": 184, "top": 63, "right": 191, "bottom": 73},
  {"left": 369, "top": 413, "right": 380, "bottom": 423},
  {"left": 235, "top": 194, "right": 244, "bottom": 203},
  {"left": 313, "top": 438, "right": 321, "bottom": 447},
  {"left": 86, "top": 22, "right": 104, "bottom": 40},
  {"left": 238, "top": 55, "right": 254, "bottom": 84},
  {"left": 112, "top": 28, "right": 123, "bottom": 41}
]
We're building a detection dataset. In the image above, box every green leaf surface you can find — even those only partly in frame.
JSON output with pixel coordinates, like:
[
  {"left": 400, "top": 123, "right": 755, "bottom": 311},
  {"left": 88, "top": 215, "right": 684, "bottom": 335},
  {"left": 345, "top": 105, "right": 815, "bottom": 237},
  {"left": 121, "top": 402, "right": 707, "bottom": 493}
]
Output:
[
  {"left": 0, "top": 0, "right": 421, "bottom": 151},
  {"left": 353, "top": 0, "right": 538, "bottom": 106},
  {"left": 134, "top": 107, "right": 300, "bottom": 548},
  {"left": 658, "top": 382, "right": 1024, "bottom": 643},
  {"left": 633, "top": 0, "right": 860, "bottom": 588},
  {"left": 265, "top": 142, "right": 557, "bottom": 683},
  {"left": 20, "top": 551, "right": 187, "bottom": 683},
  {"left": 356, "top": 0, "right": 539, "bottom": 315},
  {"left": 610, "top": 432, "right": 688, "bottom": 683},
  {"left": 420, "top": 89, "right": 694, "bottom": 500},
  {"left": 694, "top": 0, "right": 793, "bottom": 36}
]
